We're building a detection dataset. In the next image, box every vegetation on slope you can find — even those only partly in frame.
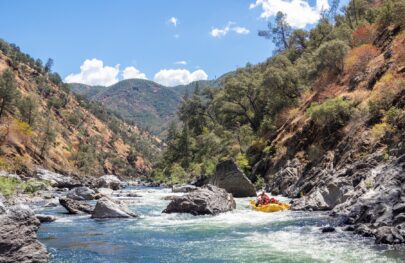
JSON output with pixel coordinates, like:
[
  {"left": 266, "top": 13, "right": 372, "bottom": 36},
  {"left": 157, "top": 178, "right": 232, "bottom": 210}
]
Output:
[
  {"left": 0, "top": 39, "right": 161, "bottom": 178},
  {"left": 153, "top": 0, "right": 405, "bottom": 185}
]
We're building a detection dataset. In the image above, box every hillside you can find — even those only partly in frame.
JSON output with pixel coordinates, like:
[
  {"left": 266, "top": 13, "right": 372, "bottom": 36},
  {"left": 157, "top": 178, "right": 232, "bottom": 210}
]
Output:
[
  {"left": 69, "top": 77, "right": 225, "bottom": 136},
  {"left": 155, "top": 0, "right": 405, "bottom": 244},
  {"left": 0, "top": 39, "right": 161, "bottom": 178}
]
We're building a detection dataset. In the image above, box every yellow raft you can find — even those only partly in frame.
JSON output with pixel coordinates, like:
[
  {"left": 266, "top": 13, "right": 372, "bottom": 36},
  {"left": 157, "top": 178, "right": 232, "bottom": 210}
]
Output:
[{"left": 249, "top": 200, "right": 291, "bottom": 212}]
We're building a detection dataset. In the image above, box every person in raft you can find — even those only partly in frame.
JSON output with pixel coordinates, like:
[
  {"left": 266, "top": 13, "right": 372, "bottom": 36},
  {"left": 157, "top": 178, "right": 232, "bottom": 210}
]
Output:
[{"left": 256, "top": 191, "right": 280, "bottom": 206}]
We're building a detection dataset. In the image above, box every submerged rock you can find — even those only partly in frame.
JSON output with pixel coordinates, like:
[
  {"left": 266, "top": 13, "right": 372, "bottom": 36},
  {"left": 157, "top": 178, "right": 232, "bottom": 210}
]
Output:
[
  {"left": 163, "top": 184, "right": 236, "bottom": 215},
  {"left": 96, "top": 175, "right": 122, "bottom": 190},
  {"left": 172, "top": 184, "right": 198, "bottom": 193},
  {"left": 91, "top": 197, "right": 137, "bottom": 219},
  {"left": 0, "top": 205, "right": 48, "bottom": 263},
  {"left": 67, "top": 186, "right": 96, "bottom": 200},
  {"left": 36, "top": 214, "right": 57, "bottom": 223},
  {"left": 59, "top": 197, "right": 93, "bottom": 214},
  {"left": 209, "top": 160, "right": 256, "bottom": 197}
]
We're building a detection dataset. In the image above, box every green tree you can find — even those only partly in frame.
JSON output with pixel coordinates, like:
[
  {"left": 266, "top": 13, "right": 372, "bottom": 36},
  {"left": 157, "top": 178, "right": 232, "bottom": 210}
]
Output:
[
  {"left": 0, "top": 69, "right": 18, "bottom": 120},
  {"left": 17, "top": 96, "right": 39, "bottom": 126},
  {"left": 45, "top": 58, "right": 53, "bottom": 73},
  {"left": 259, "top": 11, "right": 292, "bottom": 52},
  {"left": 315, "top": 40, "right": 350, "bottom": 73}
]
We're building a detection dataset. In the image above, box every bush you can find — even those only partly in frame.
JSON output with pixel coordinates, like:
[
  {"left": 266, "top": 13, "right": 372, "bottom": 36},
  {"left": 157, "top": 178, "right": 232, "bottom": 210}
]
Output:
[
  {"left": 344, "top": 44, "right": 379, "bottom": 74},
  {"left": 307, "top": 97, "right": 354, "bottom": 127},
  {"left": 316, "top": 40, "right": 350, "bottom": 73},
  {"left": 254, "top": 177, "right": 265, "bottom": 190},
  {"left": 384, "top": 107, "right": 403, "bottom": 126},
  {"left": 169, "top": 163, "right": 188, "bottom": 184},
  {"left": 352, "top": 24, "right": 375, "bottom": 46}
]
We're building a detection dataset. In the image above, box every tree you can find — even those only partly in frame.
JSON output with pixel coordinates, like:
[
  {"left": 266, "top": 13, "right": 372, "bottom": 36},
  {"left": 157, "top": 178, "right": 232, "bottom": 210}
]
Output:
[
  {"left": 39, "top": 115, "right": 56, "bottom": 158},
  {"left": 316, "top": 39, "right": 350, "bottom": 73},
  {"left": 0, "top": 69, "right": 18, "bottom": 120},
  {"left": 17, "top": 96, "right": 39, "bottom": 126},
  {"left": 44, "top": 58, "right": 53, "bottom": 73},
  {"left": 259, "top": 11, "right": 291, "bottom": 52}
]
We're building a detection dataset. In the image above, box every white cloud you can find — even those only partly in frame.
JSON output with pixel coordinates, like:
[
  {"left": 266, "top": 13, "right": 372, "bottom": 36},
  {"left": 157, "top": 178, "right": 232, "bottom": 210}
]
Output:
[
  {"left": 210, "top": 22, "right": 250, "bottom": 38},
  {"left": 64, "top": 58, "right": 119, "bottom": 86},
  {"left": 249, "top": 0, "right": 329, "bottom": 28},
  {"left": 175, "top": 60, "right": 187, "bottom": 65},
  {"left": 168, "top": 17, "right": 178, "bottom": 26},
  {"left": 154, "top": 69, "right": 208, "bottom": 86},
  {"left": 122, "top": 66, "right": 147, "bottom": 80}
]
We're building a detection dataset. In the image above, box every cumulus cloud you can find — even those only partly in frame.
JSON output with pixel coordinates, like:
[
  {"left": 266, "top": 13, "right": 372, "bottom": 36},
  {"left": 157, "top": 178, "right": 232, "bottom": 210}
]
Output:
[
  {"left": 122, "top": 66, "right": 147, "bottom": 80},
  {"left": 168, "top": 17, "right": 178, "bottom": 26},
  {"left": 175, "top": 60, "right": 187, "bottom": 65},
  {"left": 64, "top": 58, "right": 120, "bottom": 86},
  {"left": 249, "top": 0, "right": 329, "bottom": 28},
  {"left": 154, "top": 69, "right": 208, "bottom": 86},
  {"left": 210, "top": 22, "right": 250, "bottom": 38}
]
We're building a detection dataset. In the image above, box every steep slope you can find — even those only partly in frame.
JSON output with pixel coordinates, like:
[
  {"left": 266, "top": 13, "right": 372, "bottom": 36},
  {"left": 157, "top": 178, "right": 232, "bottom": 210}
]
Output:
[{"left": 0, "top": 39, "right": 161, "bottom": 178}]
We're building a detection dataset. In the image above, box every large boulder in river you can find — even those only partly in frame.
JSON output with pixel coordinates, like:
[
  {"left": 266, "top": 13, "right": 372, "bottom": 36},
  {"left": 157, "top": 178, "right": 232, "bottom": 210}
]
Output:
[
  {"left": 59, "top": 197, "right": 93, "bottom": 214},
  {"left": 163, "top": 184, "right": 236, "bottom": 215},
  {"left": 35, "top": 168, "right": 81, "bottom": 189},
  {"left": 209, "top": 160, "right": 256, "bottom": 197},
  {"left": 96, "top": 175, "right": 122, "bottom": 190},
  {"left": 67, "top": 186, "right": 96, "bottom": 200},
  {"left": 0, "top": 205, "right": 48, "bottom": 263},
  {"left": 91, "top": 197, "right": 137, "bottom": 219}
]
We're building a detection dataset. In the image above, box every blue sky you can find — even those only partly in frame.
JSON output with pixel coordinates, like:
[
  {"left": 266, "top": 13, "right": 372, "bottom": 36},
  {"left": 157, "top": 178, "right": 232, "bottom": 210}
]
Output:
[{"left": 0, "top": 0, "right": 343, "bottom": 86}]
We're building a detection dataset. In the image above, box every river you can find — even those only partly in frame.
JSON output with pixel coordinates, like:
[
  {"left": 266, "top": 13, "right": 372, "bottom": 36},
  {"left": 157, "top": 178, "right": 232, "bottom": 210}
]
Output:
[{"left": 37, "top": 187, "right": 405, "bottom": 262}]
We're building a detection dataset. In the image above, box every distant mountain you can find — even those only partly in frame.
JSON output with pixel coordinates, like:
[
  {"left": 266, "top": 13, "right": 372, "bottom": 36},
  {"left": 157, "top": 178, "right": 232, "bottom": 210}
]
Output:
[{"left": 69, "top": 76, "right": 227, "bottom": 136}]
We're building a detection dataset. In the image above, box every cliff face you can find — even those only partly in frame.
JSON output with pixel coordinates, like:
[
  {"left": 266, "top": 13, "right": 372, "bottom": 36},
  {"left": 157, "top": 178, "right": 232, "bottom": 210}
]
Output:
[
  {"left": 0, "top": 43, "right": 160, "bottom": 179},
  {"left": 262, "top": 26, "right": 405, "bottom": 244}
]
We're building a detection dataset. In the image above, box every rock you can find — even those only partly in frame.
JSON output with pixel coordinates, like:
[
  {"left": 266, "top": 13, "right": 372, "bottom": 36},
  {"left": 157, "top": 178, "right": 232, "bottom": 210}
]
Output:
[
  {"left": 67, "top": 186, "right": 96, "bottom": 200},
  {"left": 375, "top": 226, "right": 404, "bottom": 244},
  {"left": 354, "top": 224, "right": 375, "bottom": 237},
  {"left": 190, "top": 174, "right": 209, "bottom": 187},
  {"left": 0, "top": 194, "right": 6, "bottom": 214},
  {"left": 321, "top": 226, "right": 336, "bottom": 233},
  {"left": 35, "top": 168, "right": 81, "bottom": 189},
  {"left": 36, "top": 214, "right": 56, "bottom": 223},
  {"left": 59, "top": 198, "right": 93, "bottom": 214},
  {"left": 44, "top": 198, "right": 59, "bottom": 207},
  {"left": 96, "top": 175, "right": 122, "bottom": 190},
  {"left": 209, "top": 160, "right": 256, "bottom": 197},
  {"left": 97, "top": 187, "right": 114, "bottom": 196},
  {"left": 172, "top": 184, "right": 198, "bottom": 193},
  {"left": 163, "top": 184, "right": 236, "bottom": 215},
  {"left": 0, "top": 205, "right": 48, "bottom": 262},
  {"left": 162, "top": 195, "right": 178, "bottom": 201},
  {"left": 91, "top": 197, "right": 137, "bottom": 219},
  {"left": 0, "top": 170, "right": 21, "bottom": 180},
  {"left": 343, "top": 225, "right": 355, "bottom": 231}
]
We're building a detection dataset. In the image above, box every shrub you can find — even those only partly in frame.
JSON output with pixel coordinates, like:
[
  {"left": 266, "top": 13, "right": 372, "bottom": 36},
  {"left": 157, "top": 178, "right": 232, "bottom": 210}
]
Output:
[
  {"left": 306, "top": 97, "right": 354, "bottom": 127},
  {"left": 344, "top": 44, "right": 379, "bottom": 74},
  {"left": 384, "top": 107, "right": 403, "bottom": 126},
  {"left": 14, "top": 120, "right": 33, "bottom": 137},
  {"left": 352, "top": 24, "right": 375, "bottom": 47},
  {"left": 254, "top": 177, "right": 265, "bottom": 190},
  {"left": 316, "top": 40, "right": 350, "bottom": 73},
  {"left": 371, "top": 122, "right": 393, "bottom": 140},
  {"left": 169, "top": 163, "right": 188, "bottom": 184},
  {"left": 235, "top": 153, "right": 251, "bottom": 173}
]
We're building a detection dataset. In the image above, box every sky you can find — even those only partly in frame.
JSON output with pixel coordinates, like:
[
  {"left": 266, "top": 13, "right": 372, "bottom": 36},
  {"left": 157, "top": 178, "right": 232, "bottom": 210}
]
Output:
[{"left": 0, "top": 0, "right": 342, "bottom": 87}]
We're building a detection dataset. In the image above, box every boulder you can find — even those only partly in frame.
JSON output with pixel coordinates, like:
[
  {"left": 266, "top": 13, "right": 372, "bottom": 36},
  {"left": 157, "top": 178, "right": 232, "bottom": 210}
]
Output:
[
  {"left": 375, "top": 226, "right": 404, "bottom": 244},
  {"left": 190, "top": 175, "right": 209, "bottom": 187},
  {"left": 67, "top": 186, "right": 96, "bottom": 200},
  {"left": 0, "top": 194, "right": 6, "bottom": 214},
  {"left": 321, "top": 226, "right": 336, "bottom": 233},
  {"left": 91, "top": 197, "right": 137, "bottom": 219},
  {"left": 172, "top": 184, "right": 198, "bottom": 193},
  {"left": 97, "top": 187, "right": 114, "bottom": 196},
  {"left": 59, "top": 197, "right": 93, "bottom": 214},
  {"left": 96, "top": 175, "right": 122, "bottom": 190},
  {"left": 0, "top": 205, "right": 48, "bottom": 263},
  {"left": 35, "top": 168, "right": 81, "bottom": 189},
  {"left": 209, "top": 160, "right": 256, "bottom": 197},
  {"left": 163, "top": 184, "right": 236, "bottom": 215},
  {"left": 36, "top": 214, "right": 57, "bottom": 223}
]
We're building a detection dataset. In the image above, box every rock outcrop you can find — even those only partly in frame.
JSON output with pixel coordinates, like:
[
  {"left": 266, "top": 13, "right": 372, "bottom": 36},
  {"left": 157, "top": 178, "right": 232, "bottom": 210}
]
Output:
[
  {"left": 67, "top": 186, "right": 96, "bottom": 200},
  {"left": 0, "top": 205, "right": 48, "bottom": 263},
  {"left": 91, "top": 197, "right": 137, "bottom": 219},
  {"left": 59, "top": 197, "right": 93, "bottom": 214},
  {"left": 35, "top": 168, "right": 81, "bottom": 189},
  {"left": 209, "top": 160, "right": 256, "bottom": 197},
  {"left": 163, "top": 184, "right": 236, "bottom": 215},
  {"left": 96, "top": 175, "right": 122, "bottom": 190}
]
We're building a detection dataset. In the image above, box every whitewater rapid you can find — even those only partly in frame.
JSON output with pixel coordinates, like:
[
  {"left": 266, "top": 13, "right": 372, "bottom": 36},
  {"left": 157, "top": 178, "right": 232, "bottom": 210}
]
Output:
[{"left": 37, "top": 187, "right": 405, "bottom": 262}]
